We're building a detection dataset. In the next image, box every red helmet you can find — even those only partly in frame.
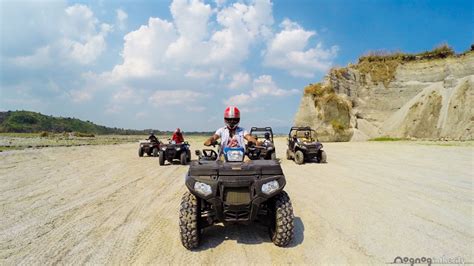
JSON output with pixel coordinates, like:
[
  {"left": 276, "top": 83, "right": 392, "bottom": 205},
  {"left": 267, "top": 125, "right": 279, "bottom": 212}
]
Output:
[{"left": 224, "top": 106, "right": 240, "bottom": 129}]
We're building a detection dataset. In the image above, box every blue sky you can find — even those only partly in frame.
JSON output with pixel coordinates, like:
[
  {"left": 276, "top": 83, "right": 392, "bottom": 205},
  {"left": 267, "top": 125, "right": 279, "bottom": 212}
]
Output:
[{"left": 0, "top": 0, "right": 472, "bottom": 131}]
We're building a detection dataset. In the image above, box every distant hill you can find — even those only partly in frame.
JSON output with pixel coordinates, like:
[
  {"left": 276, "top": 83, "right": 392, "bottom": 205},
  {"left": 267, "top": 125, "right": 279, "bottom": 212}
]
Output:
[{"left": 0, "top": 110, "right": 152, "bottom": 134}]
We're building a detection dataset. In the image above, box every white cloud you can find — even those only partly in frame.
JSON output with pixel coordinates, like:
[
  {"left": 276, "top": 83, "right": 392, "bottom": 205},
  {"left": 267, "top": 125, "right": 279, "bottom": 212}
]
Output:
[
  {"left": 185, "top": 69, "right": 216, "bottom": 79},
  {"left": 107, "top": 0, "right": 274, "bottom": 83},
  {"left": 11, "top": 4, "right": 110, "bottom": 66},
  {"left": 214, "top": 0, "right": 227, "bottom": 7},
  {"left": 116, "top": 9, "right": 128, "bottom": 30},
  {"left": 225, "top": 93, "right": 253, "bottom": 105},
  {"left": 70, "top": 89, "right": 93, "bottom": 103},
  {"left": 149, "top": 90, "right": 207, "bottom": 106},
  {"left": 135, "top": 111, "right": 147, "bottom": 118},
  {"left": 224, "top": 74, "right": 298, "bottom": 105},
  {"left": 252, "top": 75, "right": 298, "bottom": 96},
  {"left": 186, "top": 106, "right": 206, "bottom": 112},
  {"left": 170, "top": 0, "right": 211, "bottom": 42},
  {"left": 112, "top": 87, "right": 142, "bottom": 104},
  {"left": 240, "top": 106, "right": 264, "bottom": 113},
  {"left": 228, "top": 72, "right": 251, "bottom": 89},
  {"left": 263, "top": 18, "right": 338, "bottom": 77},
  {"left": 110, "top": 17, "right": 177, "bottom": 79},
  {"left": 105, "top": 104, "right": 122, "bottom": 114},
  {"left": 12, "top": 46, "right": 52, "bottom": 68}
]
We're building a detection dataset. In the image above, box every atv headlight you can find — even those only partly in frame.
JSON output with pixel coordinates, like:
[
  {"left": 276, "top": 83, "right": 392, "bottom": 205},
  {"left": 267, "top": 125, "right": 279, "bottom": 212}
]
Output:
[
  {"left": 261, "top": 180, "right": 279, "bottom": 195},
  {"left": 176, "top": 147, "right": 181, "bottom": 151},
  {"left": 161, "top": 147, "right": 166, "bottom": 151},
  {"left": 226, "top": 150, "right": 244, "bottom": 162},
  {"left": 194, "top": 182, "right": 212, "bottom": 196}
]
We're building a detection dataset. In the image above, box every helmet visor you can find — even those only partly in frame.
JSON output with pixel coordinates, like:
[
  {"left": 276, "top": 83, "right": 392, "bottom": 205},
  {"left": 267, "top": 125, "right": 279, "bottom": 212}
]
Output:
[{"left": 225, "top": 118, "right": 240, "bottom": 128}]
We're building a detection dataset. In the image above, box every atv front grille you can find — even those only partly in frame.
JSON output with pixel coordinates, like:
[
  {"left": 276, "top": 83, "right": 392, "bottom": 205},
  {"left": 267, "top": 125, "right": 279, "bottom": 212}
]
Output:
[
  {"left": 224, "top": 188, "right": 251, "bottom": 205},
  {"left": 223, "top": 205, "right": 250, "bottom": 221}
]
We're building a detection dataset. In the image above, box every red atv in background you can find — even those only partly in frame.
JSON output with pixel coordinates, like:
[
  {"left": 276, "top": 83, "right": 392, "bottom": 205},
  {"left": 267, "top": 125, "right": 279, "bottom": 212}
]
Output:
[{"left": 138, "top": 140, "right": 161, "bottom": 157}]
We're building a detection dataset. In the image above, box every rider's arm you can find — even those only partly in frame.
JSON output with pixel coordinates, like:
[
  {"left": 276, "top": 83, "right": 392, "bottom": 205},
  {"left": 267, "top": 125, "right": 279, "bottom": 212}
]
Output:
[
  {"left": 204, "top": 134, "right": 220, "bottom": 146},
  {"left": 244, "top": 134, "right": 257, "bottom": 145}
]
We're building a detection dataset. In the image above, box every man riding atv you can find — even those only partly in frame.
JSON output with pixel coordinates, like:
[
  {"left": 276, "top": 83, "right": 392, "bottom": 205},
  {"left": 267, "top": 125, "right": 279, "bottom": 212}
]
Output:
[
  {"left": 181, "top": 106, "right": 295, "bottom": 249},
  {"left": 204, "top": 106, "right": 257, "bottom": 154},
  {"left": 147, "top": 132, "right": 159, "bottom": 143},
  {"left": 138, "top": 132, "right": 161, "bottom": 157},
  {"left": 172, "top": 128, "right": 184, "bottom": 144}
]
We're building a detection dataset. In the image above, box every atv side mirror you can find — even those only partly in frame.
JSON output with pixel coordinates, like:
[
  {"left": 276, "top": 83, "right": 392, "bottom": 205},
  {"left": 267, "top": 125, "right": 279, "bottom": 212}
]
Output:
[{"left": 195, "top": 150, "right": 201, "bottom": 156}]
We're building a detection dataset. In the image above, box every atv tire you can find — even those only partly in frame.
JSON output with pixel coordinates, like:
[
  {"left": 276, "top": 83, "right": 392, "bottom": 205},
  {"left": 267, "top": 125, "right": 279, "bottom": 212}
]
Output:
[
  {"left": 138, "top": 147, "right": 144, "bottom": 157},
  {"left": 180, "top": 152, "right": 187, "bottom": 165},
  {"left": 179, "top": 192, "right": 201, "bottom": 250},
  {"left": 286, "top": 149, "right": 292, "bottom": 160},
  {"left": 319, "top": 150, "right": 327, "bottom": 163},
  {"left": 153, "top": 147, "right": 159, "bottom": 157},
  {"left": 159, "top": 151, "right": 165, "bottom": 165},
  {"left": 269, "top": 191, "right": 294, "bottom": 247},
  {"left": 294, "top": 150, "right": 304, "bottom": 165},
  {"left": 186, "top": 150, "right": 191, "bottom": 162}
]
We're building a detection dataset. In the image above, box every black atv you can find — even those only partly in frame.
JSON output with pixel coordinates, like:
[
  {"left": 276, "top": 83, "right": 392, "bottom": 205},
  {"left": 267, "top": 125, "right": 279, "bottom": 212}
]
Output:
[
  {"left": 179, "top": 145, "right": 294, "bottom": 249},
  {"left": 286, "top": 126, "right": 327, "bottom": 165},
  {"left": 158, "top": 141, "right": 191, "bottom": 165},
  {"left": 247, "top": 127, "right": 276, "bottom": 160},
  {"left": 138, "top": 140, "right": 161, "bottom": 157}
]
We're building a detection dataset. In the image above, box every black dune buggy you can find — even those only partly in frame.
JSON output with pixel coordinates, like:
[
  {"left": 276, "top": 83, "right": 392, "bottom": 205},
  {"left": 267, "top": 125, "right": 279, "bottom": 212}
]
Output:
[
  {"left": 138, "top": 140, "right": 161, "bottom": 157},
  {"left": 158, "top": 141, "right": 191, "bottom": 165},
  {"left": 286, "top": 126, "right": 327, "bottom": 165},
  {"left": 246, "top": 127, "right": 277, "bottom": 160},
  {"left": 179, "top": 144, "right": 294, "bottom": 249}
]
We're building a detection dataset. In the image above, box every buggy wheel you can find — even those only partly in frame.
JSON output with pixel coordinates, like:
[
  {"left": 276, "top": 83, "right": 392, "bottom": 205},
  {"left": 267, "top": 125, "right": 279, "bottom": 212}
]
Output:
[
  {"left": 319, "top": 150, "right": 327, "bottom": 163},
  {"left": 294, "top": 150, "right": 304, "bottom": 165},
  {"left": 179, "top": 192, "right": 201, "bottom": 250},
  {"left": 159, "top": 151, "right": 165, "bottom": 165},
  {"left": 153, "top": 147, "right": 158, "bottom": 157},
  {"left": 180, "top": 152, "right": 187, "bottom": 165},
  {"left": 271, "top": 152, "right": 277, "bottom": 160},
  {"left": 286, "top": 149, "right": 292, "bottom": 160},
  {"left": 269, "top": 191, "right": 294, "bottom": 247}
]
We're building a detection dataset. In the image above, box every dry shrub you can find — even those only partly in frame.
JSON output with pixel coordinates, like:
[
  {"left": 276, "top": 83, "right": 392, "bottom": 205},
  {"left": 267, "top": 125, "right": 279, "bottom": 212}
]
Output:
[
  {"left": 356, "top": 44, "right": 456, "bottom": 87},
  {"left": 304, "top": 83, "right": 334, "bottom": 97},
  {"left": 330, "top": 119, "right": 346, "bottom": 132}
]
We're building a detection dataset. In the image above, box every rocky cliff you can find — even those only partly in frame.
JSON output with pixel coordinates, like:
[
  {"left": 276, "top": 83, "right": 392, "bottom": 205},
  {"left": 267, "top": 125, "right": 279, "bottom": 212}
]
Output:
[{"left": 294, "top": 46, "right": 474, "bottom": 141}]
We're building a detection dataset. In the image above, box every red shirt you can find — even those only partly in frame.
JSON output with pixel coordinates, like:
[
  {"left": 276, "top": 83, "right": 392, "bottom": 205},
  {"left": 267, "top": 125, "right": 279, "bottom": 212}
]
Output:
[{"left": 172, "top": 132, "right": 184, "bottom": 144}]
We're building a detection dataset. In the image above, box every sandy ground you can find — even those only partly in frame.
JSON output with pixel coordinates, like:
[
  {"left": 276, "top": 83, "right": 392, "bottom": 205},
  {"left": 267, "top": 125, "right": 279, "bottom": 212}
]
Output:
[{"left": 0, "top": 137, "right": 472, "bottom": 264}]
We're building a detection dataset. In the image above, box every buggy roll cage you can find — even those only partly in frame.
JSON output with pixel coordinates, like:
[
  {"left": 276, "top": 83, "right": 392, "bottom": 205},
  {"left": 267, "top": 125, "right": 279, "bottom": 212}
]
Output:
[
  {"left": 288, "top": 126, "right": 318, "bottom": 140},
  {"left": 250, "top": 127, "right": 274, "bottom": 142}
]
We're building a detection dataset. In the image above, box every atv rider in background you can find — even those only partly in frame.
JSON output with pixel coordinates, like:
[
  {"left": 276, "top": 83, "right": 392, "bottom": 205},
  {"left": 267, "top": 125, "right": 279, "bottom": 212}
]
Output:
[
  {"left": 302, "top": 131, "right": 313, "bottom": 142},
  {"left": 172, "top": 128, "right": 184, "bottom": 144},
  {"left": 147, "top": 132, "right": 159, "bottom": 143},
  {"left": 262, "top": 132, "right": 272, "bottom": 146},
  {"left": 204, "top": 106, "right": 257, "bottom": 155}
]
